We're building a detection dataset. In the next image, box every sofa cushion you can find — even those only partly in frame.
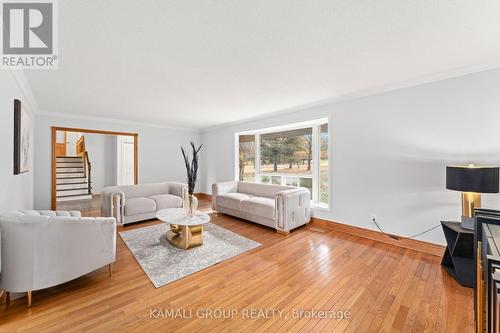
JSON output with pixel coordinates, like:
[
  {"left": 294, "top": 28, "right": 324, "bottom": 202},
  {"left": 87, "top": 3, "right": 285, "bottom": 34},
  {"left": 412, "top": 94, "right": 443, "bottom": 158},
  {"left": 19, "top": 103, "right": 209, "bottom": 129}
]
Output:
[
  {"left": 217, "top": 193, "right": 255, "bottom": 211},
  {"left": 149, "top": 194, "right": 183, "bottom": 210},
  {"left": 40, "top": 210, "right": 82, "bottom": 217},
  {"left": 237, "top": 182, "right": 294, "bottom": 198},
  {"left": 118, "top": 182, "right": 171, "bottom": 199},
  {"left": 125, "top": 197, "right": 157, "bottom": 216},
  {"left": 241, "top": 197, "right": 276, "bottom": 220},
  {"left": 2, "top": 210, "right": 82, "bottom": 218}
]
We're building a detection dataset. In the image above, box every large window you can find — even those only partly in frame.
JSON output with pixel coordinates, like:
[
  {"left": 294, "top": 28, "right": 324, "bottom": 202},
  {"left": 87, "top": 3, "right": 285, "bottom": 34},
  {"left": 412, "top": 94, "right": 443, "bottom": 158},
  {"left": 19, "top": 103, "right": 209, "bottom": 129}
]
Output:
[
  {"left": 239, "top": 135, "right": 256, "bottom": 182},
  {"left": 237, "top": 120, "right": 329, "bottom": 206},
  {"left": 319, "top": 123, "right": 329, "bottom": 204}
]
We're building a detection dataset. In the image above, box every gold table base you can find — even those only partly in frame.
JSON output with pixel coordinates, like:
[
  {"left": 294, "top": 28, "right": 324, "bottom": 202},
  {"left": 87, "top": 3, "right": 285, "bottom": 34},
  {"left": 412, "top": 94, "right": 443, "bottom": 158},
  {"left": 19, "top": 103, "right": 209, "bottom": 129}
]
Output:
[{"left": 166, "top": 223, "right": 204, "bottom": 249}]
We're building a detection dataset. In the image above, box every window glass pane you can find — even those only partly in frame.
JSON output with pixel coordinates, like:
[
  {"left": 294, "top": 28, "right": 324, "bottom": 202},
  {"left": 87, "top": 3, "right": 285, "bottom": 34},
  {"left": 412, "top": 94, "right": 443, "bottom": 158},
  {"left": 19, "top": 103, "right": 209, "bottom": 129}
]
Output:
[
  {"left": 271, "top": 176, "right": 281, "bottom": 185},
  {"left": 286, "top": 177, "right": 298, "bottom": 187},
  {"left": 299, "top": 177, "right": 313, "bottom": 193},
  {"left": 260, "top": 175, "right": 270, "bottom": 183},
  {"left": 260, "top": 128, "right": 313, "bottom": 175},
  {"left": 237, "top": 121, "right": 328, "bottom": 207},
  {"left": 320, "top": 123, "right": 329, "bottom": 204},
  {"left": 239, "top": 135, "right": 255, "bottom": 182}
]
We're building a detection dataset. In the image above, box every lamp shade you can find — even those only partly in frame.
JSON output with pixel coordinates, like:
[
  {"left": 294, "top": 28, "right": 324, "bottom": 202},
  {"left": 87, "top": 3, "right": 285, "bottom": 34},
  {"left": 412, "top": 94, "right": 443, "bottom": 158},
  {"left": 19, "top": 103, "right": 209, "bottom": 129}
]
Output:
[{"left": 446, "top": 165, "right": 500, "bottom": 193}]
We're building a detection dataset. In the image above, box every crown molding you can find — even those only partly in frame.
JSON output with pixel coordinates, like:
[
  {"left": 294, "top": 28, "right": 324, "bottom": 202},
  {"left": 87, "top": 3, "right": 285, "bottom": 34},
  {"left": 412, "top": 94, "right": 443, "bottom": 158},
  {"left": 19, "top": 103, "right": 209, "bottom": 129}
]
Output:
[
  {"left": 36, "top": 110, "right": 201, "bottom": 133},
  {"left": 10, "top": 59, "right": 500, "bottom": 134},
  {"left": 8, "top": 69, "right": 40, "bottom": 115},
  {"left": 200, "top": 60, "right": 500, "bottom": 133}
]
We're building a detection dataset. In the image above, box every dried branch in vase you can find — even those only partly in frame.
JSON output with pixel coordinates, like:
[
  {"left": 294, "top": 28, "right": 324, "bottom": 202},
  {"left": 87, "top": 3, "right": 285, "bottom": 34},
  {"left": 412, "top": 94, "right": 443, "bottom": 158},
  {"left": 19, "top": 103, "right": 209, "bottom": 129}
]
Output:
[{"left": 181, "top": 141, "right": 203, "bottom": 195}]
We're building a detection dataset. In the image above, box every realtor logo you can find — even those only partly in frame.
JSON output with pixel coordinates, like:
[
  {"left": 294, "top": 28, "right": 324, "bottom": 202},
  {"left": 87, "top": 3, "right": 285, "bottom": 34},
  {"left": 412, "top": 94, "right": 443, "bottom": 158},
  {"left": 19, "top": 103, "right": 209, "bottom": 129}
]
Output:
[{"left": 1, "top": 0, "right": 58, "bottom": 68}]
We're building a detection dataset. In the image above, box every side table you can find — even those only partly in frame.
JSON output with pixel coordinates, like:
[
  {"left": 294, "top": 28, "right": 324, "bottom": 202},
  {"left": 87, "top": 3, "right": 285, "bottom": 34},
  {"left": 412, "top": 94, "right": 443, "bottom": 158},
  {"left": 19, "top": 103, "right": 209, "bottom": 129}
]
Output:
[{"left": 441, "top": 221, "right": 474, "bottom": 288}]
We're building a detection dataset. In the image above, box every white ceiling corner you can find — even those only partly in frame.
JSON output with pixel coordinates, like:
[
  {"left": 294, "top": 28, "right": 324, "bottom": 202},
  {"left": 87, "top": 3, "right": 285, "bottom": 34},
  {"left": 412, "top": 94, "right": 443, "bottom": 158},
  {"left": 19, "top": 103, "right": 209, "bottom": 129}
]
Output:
[{"left": 9, "top": 69, "right": 40, "bottom": 115}]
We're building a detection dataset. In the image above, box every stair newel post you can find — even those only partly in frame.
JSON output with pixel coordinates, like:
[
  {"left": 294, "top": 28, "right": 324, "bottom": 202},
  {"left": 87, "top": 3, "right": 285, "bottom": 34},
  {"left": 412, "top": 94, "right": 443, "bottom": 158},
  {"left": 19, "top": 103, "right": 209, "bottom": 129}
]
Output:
[
  {"left": 78, "top": 135, "right": 91, "bottom": 196},
  {"left": 87, "top": 153, "right": 92, "bottom": 195}
]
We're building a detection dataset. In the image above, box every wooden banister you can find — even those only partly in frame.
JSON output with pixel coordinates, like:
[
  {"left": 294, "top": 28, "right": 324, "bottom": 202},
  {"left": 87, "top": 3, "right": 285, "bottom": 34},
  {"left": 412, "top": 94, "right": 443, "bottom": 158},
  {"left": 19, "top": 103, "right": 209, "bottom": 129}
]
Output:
[
  {"left": 77, "top": 136, "right": 92, "bottom": 195},
  {"left": 83, "top": 151, "right": 92, "bottom": 195},
  {"left": 76, "top": 136, "right": 85, "bottom": 156}
]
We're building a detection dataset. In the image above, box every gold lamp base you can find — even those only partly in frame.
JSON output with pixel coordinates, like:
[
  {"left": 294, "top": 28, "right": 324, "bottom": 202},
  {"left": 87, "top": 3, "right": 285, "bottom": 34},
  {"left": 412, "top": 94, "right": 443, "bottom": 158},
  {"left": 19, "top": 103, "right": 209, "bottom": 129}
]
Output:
[{"left": 461, "top": 192, "right": 481, "bottom": 230}]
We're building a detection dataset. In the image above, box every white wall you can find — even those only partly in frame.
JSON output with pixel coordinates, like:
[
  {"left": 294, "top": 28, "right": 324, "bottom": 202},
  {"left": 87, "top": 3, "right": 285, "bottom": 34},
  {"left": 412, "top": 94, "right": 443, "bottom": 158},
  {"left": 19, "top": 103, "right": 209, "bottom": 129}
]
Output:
[
  {"left": 0, "top": 72, "right": 35, "bottom": 212},
  {"left": 82, "top": 133, "right": 117, "bottom": 193},
  {"left": 201, "top": 68, "right": 500, "bottom": 245},
  {"left": 34, "top": 114, "right": 200, "bottom": 209}
]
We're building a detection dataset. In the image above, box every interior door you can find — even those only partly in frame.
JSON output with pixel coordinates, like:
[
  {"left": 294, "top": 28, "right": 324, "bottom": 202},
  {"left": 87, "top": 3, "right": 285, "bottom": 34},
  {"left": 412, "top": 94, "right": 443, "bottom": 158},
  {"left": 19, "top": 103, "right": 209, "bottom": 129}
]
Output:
[
  {"left": 65, "top": 132, "right": 80, "bottom": 156},
  {"left": 117, "top": 135, "right": 135, "bottom": 185},
  {"left": 55, "top": 131, "right": 66, "bottom": 156}
]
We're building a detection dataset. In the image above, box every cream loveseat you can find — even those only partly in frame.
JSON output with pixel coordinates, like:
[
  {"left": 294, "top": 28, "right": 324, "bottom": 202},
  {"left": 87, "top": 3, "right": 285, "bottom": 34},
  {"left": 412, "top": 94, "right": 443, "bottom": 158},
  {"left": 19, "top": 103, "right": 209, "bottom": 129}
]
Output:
[
  {"left": 101, "top": 182, "right": 187, "bottom": 225},
  {"left": 0, "top": 210, "right": 116, "bottom": 307},
  {"left": 212, "top": 181, "right": 311, "bottom": 234}
]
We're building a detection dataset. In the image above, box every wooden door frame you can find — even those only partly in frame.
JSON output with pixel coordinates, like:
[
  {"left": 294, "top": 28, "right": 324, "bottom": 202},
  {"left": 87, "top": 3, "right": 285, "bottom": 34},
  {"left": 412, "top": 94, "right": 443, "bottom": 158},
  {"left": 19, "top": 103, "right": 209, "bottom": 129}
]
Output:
[
  {"left": 54, "top": 131, "right": 67, "bottom": 157},
  {"left": 51, "top": 126, "right": 139, "bottom": 210}
]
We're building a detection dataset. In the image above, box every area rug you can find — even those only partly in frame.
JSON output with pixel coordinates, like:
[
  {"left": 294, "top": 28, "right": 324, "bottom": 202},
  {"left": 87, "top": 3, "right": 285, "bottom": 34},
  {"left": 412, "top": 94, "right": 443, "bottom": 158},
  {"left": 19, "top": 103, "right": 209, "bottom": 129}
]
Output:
[{"left": 119, "top": 223, "right": 261, "bottom": 288}]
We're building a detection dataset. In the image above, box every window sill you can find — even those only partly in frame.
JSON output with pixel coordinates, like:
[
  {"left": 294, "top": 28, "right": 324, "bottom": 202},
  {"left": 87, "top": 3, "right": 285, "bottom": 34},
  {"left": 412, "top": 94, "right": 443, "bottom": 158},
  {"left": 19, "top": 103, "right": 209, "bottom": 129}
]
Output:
[{"left": 311, "top": 202, "right": 329, "bottom": 211}]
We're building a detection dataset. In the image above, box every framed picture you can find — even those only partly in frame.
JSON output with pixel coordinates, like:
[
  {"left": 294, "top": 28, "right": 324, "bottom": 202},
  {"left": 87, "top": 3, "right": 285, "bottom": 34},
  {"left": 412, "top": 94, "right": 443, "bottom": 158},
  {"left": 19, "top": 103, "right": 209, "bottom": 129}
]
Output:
[{"left": 14, "top": 99, "right": 31, "bottom": 174}]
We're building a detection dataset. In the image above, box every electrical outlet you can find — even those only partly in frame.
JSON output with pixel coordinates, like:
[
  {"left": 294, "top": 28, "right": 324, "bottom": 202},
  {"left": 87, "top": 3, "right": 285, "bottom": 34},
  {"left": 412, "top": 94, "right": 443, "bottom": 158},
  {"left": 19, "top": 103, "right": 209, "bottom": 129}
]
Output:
[{"left": 371, "top": 214, "right": 377, "bottom": 222}]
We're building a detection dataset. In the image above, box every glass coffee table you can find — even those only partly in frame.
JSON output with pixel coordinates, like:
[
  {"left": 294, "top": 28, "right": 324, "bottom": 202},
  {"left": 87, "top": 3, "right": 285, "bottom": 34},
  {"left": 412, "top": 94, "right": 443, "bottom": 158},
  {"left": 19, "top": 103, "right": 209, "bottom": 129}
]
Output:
[{"left": 156, "top": 208, "right": 211, "bottom": 249}]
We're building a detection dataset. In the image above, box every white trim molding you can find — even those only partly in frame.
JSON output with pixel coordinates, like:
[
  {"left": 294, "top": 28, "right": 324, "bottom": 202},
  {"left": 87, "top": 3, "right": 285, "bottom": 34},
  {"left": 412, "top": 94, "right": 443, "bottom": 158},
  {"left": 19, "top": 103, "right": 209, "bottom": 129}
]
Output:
[
  {"left": 36, "top": 110, "right": 201, "bottom": 133},
  {"left": 8, "top": 69, "right": 40, "bottom": 114},
  {"left": 235, "top": 118, "right": 329, "bottom": 207},
  {"left": 201, "top": 60, "right": 500, "bottom": 133}
]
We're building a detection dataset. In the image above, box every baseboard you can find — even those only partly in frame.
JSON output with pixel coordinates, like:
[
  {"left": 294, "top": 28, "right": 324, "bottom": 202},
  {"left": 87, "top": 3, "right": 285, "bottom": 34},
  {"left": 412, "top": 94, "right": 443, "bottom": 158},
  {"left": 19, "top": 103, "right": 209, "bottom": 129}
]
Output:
[
  {"left": 311, "top": 218, "right": 445, "bottom": 257},
  {"left": 194, "top": 193, "right": 444, "bottom": 257}
]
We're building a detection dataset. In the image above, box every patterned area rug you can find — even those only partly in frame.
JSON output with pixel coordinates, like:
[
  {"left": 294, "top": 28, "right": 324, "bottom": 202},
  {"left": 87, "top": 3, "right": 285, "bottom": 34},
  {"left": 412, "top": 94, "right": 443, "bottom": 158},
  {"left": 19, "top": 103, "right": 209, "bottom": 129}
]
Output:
[{"left": 119, "top": 223, "right": 261, "bottom": 288}]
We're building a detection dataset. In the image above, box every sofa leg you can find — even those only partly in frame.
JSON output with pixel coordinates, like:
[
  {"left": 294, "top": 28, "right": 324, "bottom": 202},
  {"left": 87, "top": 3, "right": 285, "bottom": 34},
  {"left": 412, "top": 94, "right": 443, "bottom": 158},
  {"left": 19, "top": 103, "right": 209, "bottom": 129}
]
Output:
[
  {"left": 276, "top": 229, "right": 290, "bottom": 236},
  {"left": 27, "top": 291, "right": 32, "bottom": 307},
  {"left": 108, "top": 263, "right": 113, "bottom": 277},
  {"left": 5, "top": 292, "right": 10, "bottom": 305}
]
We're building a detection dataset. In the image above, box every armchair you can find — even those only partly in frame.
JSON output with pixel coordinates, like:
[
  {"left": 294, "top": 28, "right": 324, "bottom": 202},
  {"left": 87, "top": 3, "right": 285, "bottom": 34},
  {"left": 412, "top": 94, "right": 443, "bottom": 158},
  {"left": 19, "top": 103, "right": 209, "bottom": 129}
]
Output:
[{"left": 0, "top": 210, "right": 116, "bottom": 307}]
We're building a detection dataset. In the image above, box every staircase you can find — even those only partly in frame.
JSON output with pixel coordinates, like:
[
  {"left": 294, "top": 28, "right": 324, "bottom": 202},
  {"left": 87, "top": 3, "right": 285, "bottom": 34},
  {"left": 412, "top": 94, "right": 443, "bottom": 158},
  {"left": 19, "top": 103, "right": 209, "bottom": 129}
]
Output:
[{"left": 56, "top": 156, "right": 92, "bottom": 202}]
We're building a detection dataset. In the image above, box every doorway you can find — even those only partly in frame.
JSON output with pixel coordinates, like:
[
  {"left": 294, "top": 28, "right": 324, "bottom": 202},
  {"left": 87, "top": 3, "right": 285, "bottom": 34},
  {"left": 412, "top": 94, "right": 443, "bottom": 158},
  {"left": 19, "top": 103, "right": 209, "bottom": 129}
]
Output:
[
  {"left": 51, "top": 127, "right": 138, "bottom": 213},
  {"left": 117, "top": 135, "right": 136, "bottom": 186}
]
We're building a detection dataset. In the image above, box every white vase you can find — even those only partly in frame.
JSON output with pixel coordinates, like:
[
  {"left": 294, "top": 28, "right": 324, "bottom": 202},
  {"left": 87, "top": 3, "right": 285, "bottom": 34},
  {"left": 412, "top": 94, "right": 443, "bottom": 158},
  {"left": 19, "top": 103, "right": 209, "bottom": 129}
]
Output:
[{"left": 183, "top": 193, "right": 198, "bottom": 217}]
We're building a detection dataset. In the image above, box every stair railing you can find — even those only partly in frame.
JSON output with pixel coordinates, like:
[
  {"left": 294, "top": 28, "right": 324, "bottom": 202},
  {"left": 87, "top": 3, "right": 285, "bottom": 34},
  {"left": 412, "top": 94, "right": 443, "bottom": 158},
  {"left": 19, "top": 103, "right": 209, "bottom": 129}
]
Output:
[
  {"left": 76, "top": 136, "right": 92, "bottom": 195},
  {"left": 83, "top": 151, "right": 92, "bottom": 195}
]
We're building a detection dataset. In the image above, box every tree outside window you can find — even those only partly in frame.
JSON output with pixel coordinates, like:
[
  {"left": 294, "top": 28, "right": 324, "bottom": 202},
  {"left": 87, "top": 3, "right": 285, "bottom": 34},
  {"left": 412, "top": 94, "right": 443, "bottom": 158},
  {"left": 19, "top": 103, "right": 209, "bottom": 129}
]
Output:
[{"left": 237, "top": 120, "right": 328, "bottom": 207}]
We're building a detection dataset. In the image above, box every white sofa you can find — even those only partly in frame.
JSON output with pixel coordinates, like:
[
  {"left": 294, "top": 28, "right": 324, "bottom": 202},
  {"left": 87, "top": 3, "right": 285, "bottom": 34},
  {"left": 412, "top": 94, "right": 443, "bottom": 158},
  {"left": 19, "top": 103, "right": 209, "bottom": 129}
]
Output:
[
  {"left": 212, "top": 181, "right": 311, "bottom": 234},
  {"left": 101, "top": 182, "right": 187, "bottom": 225},
  {"left": 0, "top": 210, "right": 116, "bottom": 307}
]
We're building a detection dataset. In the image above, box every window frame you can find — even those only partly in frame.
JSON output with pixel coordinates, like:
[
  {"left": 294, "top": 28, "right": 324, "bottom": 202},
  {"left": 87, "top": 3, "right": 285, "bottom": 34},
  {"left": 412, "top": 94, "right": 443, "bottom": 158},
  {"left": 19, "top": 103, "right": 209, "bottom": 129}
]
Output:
[{"left": 235, "top": 118, "right": 329, "bottom": 207}]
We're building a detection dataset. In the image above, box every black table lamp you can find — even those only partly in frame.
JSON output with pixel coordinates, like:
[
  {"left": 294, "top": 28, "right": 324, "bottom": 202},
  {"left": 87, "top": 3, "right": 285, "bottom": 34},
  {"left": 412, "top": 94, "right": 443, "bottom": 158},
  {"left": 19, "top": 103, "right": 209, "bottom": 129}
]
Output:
[{"left": 446, "top": 165, "right": 499, "bottom": 229}]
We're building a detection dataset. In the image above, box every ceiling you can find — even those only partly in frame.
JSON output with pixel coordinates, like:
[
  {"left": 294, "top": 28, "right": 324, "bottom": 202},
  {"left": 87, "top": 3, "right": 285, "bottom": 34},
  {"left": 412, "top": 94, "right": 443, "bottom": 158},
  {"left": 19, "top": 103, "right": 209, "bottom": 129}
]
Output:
[{"left": 24, "top": 0, "right": 500, "bottom": 129}]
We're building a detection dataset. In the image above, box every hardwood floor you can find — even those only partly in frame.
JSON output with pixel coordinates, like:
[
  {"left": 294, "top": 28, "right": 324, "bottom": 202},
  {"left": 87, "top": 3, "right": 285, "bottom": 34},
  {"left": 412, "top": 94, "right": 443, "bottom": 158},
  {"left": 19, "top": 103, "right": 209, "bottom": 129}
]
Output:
[
  {"left": 57, "top": 194, "right": 101, "bottom": 217},
  {"left": 0, "top": 199, "right": 473, "bottom": 332}
]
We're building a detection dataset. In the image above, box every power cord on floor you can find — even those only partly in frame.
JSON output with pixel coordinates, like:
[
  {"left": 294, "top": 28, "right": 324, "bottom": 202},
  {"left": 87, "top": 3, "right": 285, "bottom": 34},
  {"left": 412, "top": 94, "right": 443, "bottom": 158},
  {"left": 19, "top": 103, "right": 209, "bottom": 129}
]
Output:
[{"left": 371, "top": 218, "right": 441, "bottom": 240}]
